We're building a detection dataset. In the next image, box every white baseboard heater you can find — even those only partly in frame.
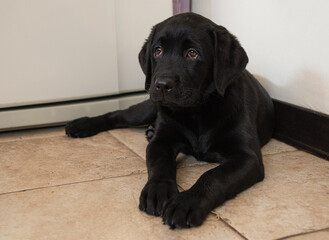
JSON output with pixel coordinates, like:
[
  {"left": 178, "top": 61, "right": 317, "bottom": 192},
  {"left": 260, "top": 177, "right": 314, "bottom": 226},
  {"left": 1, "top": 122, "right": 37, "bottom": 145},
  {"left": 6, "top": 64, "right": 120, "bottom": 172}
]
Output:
[{"left": 0, "top": 92, "right": 148, "bottom": 132}]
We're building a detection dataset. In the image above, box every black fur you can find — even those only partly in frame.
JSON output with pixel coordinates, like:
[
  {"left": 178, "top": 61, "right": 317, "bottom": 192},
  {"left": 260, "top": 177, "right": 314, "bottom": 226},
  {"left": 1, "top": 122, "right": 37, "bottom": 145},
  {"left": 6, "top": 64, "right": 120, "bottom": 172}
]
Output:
[{"left": 65, "top": 13, "right": 274, "bottom": 229}]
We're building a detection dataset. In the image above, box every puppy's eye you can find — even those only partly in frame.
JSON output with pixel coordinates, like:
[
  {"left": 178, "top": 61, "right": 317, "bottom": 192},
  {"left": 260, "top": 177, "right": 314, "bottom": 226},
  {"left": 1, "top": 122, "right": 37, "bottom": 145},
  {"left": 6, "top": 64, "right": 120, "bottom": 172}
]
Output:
[
  {"left": 186, "top": 48, "right": 199, "bottom": 60},
  {"left": 154, "top": 46, "right": 163, "bottom": 58}
]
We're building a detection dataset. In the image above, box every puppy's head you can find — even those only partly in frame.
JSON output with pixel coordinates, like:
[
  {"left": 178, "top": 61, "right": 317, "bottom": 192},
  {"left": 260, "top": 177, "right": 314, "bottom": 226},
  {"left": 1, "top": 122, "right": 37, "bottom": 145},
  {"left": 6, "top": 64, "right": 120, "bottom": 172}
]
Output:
[{"left": 139, "top": 13, "right": 248, "bottom": 107}]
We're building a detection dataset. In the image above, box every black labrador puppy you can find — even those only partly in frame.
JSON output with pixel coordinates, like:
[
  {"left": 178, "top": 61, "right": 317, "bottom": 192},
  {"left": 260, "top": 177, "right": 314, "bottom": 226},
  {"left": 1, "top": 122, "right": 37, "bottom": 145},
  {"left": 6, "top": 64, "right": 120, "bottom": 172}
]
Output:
[{"left": 65, "top": 13, "right": 274, "bottom": 229}]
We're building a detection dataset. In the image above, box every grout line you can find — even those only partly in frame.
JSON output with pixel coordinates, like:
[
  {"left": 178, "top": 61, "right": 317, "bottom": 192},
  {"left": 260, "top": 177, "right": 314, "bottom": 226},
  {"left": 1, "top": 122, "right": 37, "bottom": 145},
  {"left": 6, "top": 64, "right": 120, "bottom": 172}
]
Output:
[
  {"left": 178, "top": 162, "right": 218, "bottom": 169},
  {"left": 109, "top": 131, "right": 301, "bottom": 163},
  {"left": 178, "top": 183, "right": 249, "bottom": 239},
  {"left": 275, "top": 227, "right": 329, "bottom": 240},
  {"left": 176, "top": 162, "right": 248, "bottom": 239},
  {"left": 211, "top": 211, "right": 248, "bottom": 240},
  {"left": 176, "top": 184, "right": 185, "bottom": 192},
  {"left": 108, "top": 130, "right": 301, "bottom": 164},
  {"left": 0, "top": 131, "right": 65, "bottom": 143},
  {"left": 262, "top": 149, "right": 300, "bottom": 157},
  {"left": 107, "top": 131, "right": 147, "bottom": 163},
  {"left": 176, "top": 182, "right": 248, "bottom": 239},
  {"left": 0, "top": 170, "right": 147, "bottom": 196}
]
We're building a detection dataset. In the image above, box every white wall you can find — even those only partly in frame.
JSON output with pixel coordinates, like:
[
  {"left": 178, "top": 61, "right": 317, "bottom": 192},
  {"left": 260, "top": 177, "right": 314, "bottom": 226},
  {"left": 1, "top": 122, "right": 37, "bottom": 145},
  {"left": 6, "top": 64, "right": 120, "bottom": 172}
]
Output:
[{"left": 192, "top": 0, "right": 329, "bottom": 115}]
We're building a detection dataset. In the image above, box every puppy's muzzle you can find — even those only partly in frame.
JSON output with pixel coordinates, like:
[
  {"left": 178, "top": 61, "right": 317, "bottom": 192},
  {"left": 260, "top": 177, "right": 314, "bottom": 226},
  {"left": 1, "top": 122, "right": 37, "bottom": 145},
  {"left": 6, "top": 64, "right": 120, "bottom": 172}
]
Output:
[{"left": 155, "top": 77, "right": 176, "bottom": 94}]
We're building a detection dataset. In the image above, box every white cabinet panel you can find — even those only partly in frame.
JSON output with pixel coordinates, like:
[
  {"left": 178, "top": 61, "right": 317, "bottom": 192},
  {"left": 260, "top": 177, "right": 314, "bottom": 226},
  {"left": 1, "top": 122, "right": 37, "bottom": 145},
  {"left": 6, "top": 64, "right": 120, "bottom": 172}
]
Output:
[
  {"left": 0, "top": 0, "right": 173, "bottom": 108},
  {"left": 0, "top": 0, "right": 119, "bottom": 108},
  {"left": 0, "top": 0, "right": 173, "bottom": 130},
  {"left": 114, "top": 0, "right": 172, "bottom": 92}
]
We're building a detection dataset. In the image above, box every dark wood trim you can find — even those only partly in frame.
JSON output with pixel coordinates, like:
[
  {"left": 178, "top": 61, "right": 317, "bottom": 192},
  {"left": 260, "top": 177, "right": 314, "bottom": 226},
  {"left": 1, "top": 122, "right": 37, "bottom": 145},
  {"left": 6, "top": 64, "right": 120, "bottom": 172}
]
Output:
[
  {"left": 273, "top": 99, "right": 329, "bottom": 160},
  {"left": 173, "top": 0, "right": 191, "bottom": 15}
]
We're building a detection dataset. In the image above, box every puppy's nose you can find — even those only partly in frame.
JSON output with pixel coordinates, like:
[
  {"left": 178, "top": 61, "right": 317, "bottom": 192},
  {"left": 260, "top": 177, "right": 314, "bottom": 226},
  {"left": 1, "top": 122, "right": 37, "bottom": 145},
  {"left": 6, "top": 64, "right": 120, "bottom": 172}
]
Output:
[{"left": 155, "top": 78, "right": 176, "bottom": 93}]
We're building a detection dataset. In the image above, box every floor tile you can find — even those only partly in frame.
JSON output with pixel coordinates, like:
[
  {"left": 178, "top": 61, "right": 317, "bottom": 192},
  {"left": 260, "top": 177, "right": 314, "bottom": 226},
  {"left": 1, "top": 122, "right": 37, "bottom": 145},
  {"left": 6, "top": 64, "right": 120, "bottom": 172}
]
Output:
[
  {"left": 174, "top": 151, "right": 329, "bottom": 239},
  {"left": 0, "top": 174, "right": 244, "bottom": 240},
  {"left": 283, "top": 228, "right": 329, "bottom": 240},
  {"left": 262, "top": 138, "right": 297, "bottom": 155},
  {"left": 176, "top": 153, "right": 209, "bottom": 168},
  {"left": 177, "top": 164, "right": 219, "bottom": 191},
  {"left": 110, "top": 128, "right": 217, "bottom": 168},
  {"left": 110, "top": 128, "right": 298, "bottom": 158},
  {"left": 212, "top": 151, "right": 329, "bottom": 240},
  {"left": 0, "top": 132, "right": 146, "bottom": 194},
  {"left": 0, "top": 127, "right": 65, "bottom": 143},
  {"left": 109, "top": 128, "right": 148, "bottom": 159}
]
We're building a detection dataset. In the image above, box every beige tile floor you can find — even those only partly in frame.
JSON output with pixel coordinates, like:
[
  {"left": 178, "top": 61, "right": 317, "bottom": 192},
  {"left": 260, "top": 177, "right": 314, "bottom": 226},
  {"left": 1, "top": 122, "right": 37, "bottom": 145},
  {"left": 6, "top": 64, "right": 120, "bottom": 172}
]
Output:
[{"left": 0, "top": 127, "right": 328, "bottom": 240}]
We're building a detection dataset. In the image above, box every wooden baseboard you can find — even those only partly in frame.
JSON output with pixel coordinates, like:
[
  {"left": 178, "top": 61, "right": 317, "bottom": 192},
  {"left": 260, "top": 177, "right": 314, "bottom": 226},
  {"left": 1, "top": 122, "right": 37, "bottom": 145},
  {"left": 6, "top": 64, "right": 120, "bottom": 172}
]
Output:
[{"left": 273, "top": 99, "right": 329, "bottom": 160}]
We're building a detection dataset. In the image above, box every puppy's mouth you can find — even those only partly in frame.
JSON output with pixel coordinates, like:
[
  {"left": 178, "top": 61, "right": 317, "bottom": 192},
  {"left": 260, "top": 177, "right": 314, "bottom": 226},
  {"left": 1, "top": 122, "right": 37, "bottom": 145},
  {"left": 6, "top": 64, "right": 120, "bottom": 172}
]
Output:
[{"left": 149, "top": 88, "right": 200, "bottom": 108}]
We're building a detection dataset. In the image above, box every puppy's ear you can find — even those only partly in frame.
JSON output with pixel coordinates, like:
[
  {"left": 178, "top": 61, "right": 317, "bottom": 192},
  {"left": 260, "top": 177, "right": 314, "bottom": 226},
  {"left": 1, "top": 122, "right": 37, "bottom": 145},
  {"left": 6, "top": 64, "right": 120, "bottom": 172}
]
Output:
[
  {"left": 138, "top": 26, "right": 157, "bottom": 91},
  {"left": 213, "top": 26, "right": 248, "bottom": 96}
]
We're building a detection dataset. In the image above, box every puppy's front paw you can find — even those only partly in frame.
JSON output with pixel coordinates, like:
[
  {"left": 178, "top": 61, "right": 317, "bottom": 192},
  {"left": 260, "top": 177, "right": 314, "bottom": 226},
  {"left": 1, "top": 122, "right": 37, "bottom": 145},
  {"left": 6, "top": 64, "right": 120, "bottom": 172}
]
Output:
[
  {"left": 65, "top": 117, "right": 100, "bottom": 138},
  {"left": 162, "top": 191, "right": 209, "bottom": 229},
  {"left": 139, "top": 180, "right": 178, "bottom": 217}
]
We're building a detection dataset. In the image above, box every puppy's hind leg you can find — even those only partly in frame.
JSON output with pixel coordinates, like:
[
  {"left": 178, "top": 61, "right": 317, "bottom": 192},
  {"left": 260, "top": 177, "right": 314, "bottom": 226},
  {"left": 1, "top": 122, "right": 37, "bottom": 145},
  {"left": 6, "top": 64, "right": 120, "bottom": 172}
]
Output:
[
  {"left": 145, "top": 125, "right": 155, "bottom": 142},
  {"left": 65, "top": 99, "right": 157, "bottom": 138}
]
